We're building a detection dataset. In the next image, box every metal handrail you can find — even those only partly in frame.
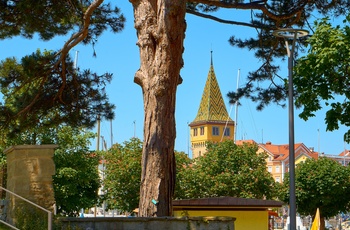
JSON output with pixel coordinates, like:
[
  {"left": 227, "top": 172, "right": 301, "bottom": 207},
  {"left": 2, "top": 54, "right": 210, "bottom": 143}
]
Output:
[
  {"left": 0, "top": 219, "right": 19, "bottom": 230},
  {"left": 0, "top": 186, "right": 52, "bottom": 230}
]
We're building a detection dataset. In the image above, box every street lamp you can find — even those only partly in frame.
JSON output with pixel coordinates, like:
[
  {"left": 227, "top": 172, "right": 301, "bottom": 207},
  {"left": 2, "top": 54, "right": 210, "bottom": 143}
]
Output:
[{"left": 273, "top": 28, "right": 309, "bottom": 230}]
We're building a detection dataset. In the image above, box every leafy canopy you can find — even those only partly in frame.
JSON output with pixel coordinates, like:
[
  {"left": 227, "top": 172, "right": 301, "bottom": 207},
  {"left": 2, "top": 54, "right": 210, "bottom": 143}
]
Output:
[
  {"left": 103, "top": 137, "right": 143, "bottom": 213},
  {"left": 279, "top": 157, "right": 350, "bottom": 218},
  {"left": 0, "top": 0, "right": 125, "bottom": 42},
  {"left": 293, "top": 15, "right": 350, "bottom": 142},
  {"left": 176, "top": 141, "right": 277, "bottom": 200},
  {"left": 53, "top": 126, "right": 100, "bottom": 217}
]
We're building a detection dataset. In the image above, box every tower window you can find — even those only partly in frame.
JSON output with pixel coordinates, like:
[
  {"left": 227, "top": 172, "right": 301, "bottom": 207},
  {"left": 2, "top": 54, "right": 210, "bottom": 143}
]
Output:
[
  {"left": 223, "top": 127, "right": 230, "bottom": 136},
  {"left": 200, "top": 126, "right": 204, "bottom": 135},
  {"left": 193, "top": 128, "right": 198, "bottom": 136},
  {"left": 212, "top": 126, "right": 219, "bottom": 136}
]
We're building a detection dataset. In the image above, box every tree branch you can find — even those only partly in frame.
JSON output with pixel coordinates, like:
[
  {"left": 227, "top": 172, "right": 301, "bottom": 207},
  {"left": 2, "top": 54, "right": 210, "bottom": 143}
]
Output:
[
  {"left": 15, "top": 75, "right": 48, "bottom": 117},
  {"left": 186, "top": 9, "right": 272, "bottom": 29},
  {"left": 55, "top": 0, "right": 104, "bottom": 102},
  {"left": 186, "top": 0, "right": 308, "bottom": 21}
]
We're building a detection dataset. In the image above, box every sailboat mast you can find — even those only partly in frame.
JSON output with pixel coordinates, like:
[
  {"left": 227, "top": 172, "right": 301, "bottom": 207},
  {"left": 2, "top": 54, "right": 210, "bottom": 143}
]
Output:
[
  {"left": 234, "top": 69, "right": 240, "bottom": 143},
  {"left": 110, "top": 119, "right": 113, "bottom": 147},
  {"left": 74, "top": 50, "right": 79, "bottom": 69}
]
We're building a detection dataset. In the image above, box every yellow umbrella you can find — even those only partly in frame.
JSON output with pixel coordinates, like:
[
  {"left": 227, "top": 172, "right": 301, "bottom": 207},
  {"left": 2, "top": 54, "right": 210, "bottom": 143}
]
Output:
[{"left": 311, "top": 208, "right": 320, "bottom": 230}]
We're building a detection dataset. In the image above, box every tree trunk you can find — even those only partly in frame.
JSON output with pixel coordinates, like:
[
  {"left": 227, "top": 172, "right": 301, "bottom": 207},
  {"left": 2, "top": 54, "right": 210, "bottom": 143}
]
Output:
[
  {"left": 129, "top": 0, "right": 186, "bottom": 217},
  {"left": 320, "top": 216, "right": 325, "bottom": 230}
]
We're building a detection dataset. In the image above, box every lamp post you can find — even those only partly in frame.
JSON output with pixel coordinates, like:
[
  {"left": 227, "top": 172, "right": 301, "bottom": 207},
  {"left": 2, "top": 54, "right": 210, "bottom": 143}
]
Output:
[{"left": 273, "top": 28, "right": 309, "bottom": 230}]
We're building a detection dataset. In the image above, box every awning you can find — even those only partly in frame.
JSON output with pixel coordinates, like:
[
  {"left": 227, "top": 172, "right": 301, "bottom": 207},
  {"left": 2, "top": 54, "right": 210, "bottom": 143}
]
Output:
[{"left": 268, "top": 210, "right": 279, "bottom": 217}]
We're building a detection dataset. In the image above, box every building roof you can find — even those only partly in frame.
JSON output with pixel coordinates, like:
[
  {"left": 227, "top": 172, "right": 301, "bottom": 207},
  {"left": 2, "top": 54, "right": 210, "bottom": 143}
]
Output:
[
  {"left": 260, "top": 142, "right": 294, "bottom": 156},
  {"left": 339, "top": 149, "right": 350, "bottom": 156},
  {"left": 190, "top": 54, "right": 233, "bottom": 125},
  {"left": 235, "top": 139, "right": 257, "bottom": 145},
  {"left": 173, "top": 196, "right": 284, "bottom": 209},
  {"left": 258, "top": 141, "right": 318, "bottom": 162}
]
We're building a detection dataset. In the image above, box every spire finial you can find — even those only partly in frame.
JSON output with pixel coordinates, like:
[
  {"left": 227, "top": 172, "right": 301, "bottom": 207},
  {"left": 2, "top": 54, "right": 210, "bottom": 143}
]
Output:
[{"left": 210, "top": 50, "right": 213, "bottom": 66}]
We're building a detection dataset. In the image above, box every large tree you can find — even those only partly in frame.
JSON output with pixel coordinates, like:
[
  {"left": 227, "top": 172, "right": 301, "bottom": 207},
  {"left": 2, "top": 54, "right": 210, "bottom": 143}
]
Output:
[
  {"left": 175, "top": 141, "right": 277, "bottom": 200},
  {"left": 279, "top": 157, "right": 350, "bottom": 230},
  {"left": 1, "top": 0, "right": 349, "bottom": 216}
]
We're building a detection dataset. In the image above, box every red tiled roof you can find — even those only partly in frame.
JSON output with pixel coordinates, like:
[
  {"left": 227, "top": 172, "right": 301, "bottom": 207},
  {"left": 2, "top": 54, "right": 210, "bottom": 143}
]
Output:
[
  {"left": 308, "top": 151, "right": 319, "bottom": 159},
  {"left": 339, "top": 149, "right": 350, "bottom": 156},
  {"left": 261, "top": 143, "right": 302, "bottom": 155},
  {"left": 259, "top": 142, "right": 318, "bottom": 162},
  {"left": 235, "top": 140, "right": 257, "bottom": 145}
]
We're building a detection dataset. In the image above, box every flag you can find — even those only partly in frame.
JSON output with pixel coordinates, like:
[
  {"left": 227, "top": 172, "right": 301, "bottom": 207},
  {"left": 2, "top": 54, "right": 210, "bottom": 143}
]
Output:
[{"left": 311, "top": 208, "right": 320, "bottom": 230}]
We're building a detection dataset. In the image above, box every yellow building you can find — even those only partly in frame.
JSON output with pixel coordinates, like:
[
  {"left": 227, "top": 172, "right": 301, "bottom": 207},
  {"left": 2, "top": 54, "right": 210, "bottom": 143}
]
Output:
[
  {"left": 236, "top": 140, "right": 319, "bottom": 182},
  {"left": 173, "top": 197, "right": 283, "bottom": 230},
  {"left": 257, "top": 141, "right": 318, "bottom": 182},
  {"left": 189, "top": 54, "right": 234, "bottom": 158}
]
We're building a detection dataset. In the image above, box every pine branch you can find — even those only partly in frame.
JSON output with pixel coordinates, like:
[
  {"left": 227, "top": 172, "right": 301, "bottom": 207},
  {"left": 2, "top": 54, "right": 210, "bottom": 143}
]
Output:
[
  {"left": 186, "top": 9, "right": 272, "bottom": 29},
  {"left": 55, "top": 0, "right": 105, "bottom": 102},
  {"left": 187, "top": 0, "right": 308, "bottom": 21}
]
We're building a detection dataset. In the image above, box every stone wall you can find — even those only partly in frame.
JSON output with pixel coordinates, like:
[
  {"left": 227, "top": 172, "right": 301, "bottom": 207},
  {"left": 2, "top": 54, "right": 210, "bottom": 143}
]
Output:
[
  {"left": 4, "top": 145, "right": 57, "bottom": 224},
  {"left": 60, "top": 216, "right": 235, "bottom": 230}
]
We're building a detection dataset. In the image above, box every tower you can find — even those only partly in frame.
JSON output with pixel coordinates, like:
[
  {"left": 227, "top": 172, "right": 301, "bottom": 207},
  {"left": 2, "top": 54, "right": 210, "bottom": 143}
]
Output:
[{"left": 189, "top": 53, "right": 235, "bottom": 158}]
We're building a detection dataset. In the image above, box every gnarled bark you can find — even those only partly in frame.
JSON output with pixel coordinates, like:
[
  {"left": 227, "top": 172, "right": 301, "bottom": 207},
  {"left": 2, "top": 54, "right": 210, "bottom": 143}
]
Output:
[{"left": 129, "top": 0, "right": 186, "bottom": 216}]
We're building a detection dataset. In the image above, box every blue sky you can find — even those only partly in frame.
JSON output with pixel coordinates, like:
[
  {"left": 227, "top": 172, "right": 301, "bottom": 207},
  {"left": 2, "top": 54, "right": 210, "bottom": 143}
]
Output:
[{"left": 1, "top": 2, "right": 348, "bottom": 157}]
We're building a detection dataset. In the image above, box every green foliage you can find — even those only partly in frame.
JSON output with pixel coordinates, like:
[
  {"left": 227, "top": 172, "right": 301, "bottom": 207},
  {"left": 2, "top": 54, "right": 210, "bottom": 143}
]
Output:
[
  {"left": 174, "top": 151, "right": 192, "bottom": 199},
  {"left": 14, "top": 203, "right": 48, "bottom": 230},
  {"left": 53, "top": 126, "right": 100, "bottom": 217},
  {"left": 175, "top": 141, "right": 277, "bottom": 200},
  {"left": 0, "top": 223, "right": 12, "bottom": 230},
  {"left": 294, "top": 16, "right": 350, "bottom": 142},
  {"left": 279, "top": 157, "right": 350, "bottom": 218},
  {"left": 0, "top": 0, "right": 125, "bottom": 42},
  {"left": 0, "top": 50, "right": 115, "bottom": 139},
  {"left": 103, "top": 137, "right": 143, "bottom": 213}
]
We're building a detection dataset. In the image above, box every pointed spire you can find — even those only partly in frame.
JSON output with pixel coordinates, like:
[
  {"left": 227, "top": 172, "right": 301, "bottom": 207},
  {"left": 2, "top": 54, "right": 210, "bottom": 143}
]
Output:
[{"left": 192, "top": 52, "right": 233, "bottom": 123}]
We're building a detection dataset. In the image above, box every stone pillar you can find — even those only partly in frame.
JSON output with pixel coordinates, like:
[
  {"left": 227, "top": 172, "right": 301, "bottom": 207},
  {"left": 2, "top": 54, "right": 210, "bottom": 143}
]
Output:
[{"left": 4, "top": 145, "right": 57, "bottom": 223}]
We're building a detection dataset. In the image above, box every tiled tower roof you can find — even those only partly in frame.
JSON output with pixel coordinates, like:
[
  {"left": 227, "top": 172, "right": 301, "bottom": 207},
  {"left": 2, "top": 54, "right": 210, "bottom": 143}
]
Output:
[{"left": 191, "top": 57, "right": 233, "bottom": 124}]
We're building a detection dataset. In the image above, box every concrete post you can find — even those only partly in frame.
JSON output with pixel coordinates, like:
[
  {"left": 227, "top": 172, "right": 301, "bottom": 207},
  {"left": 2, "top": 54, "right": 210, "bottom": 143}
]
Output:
[{"left": 4, "top": 145, "right": 57, "bottom": 224}]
